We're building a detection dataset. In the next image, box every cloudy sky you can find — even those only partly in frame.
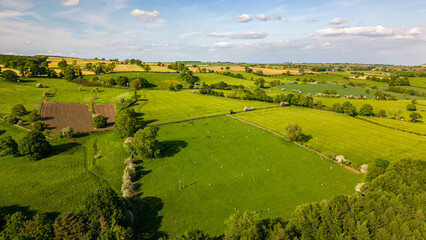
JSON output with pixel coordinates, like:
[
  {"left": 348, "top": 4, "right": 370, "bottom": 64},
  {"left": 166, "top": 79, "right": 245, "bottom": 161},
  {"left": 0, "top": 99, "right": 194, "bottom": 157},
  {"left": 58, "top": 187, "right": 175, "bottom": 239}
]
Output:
[{"left": 0, "top": 0, "right": 425, "bottom": 65}]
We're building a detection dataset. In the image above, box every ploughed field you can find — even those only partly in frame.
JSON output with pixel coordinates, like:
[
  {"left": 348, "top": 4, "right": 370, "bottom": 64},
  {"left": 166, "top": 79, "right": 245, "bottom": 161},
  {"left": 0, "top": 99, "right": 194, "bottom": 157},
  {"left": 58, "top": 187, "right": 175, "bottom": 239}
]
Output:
[{"left": 41, "top": 102, "right": 116, "bottom": 132}]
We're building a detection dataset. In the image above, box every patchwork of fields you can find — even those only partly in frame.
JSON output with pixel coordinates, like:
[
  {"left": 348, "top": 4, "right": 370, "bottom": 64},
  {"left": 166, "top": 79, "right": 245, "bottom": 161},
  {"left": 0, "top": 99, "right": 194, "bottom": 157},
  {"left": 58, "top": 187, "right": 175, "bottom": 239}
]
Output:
[{"left": 0, "top": 61, "right": 425, "bottom": 237}]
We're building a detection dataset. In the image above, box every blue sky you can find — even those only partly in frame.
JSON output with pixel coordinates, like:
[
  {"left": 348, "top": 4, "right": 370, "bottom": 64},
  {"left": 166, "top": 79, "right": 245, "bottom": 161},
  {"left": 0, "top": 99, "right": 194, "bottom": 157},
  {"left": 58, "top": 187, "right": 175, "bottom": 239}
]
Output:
[{"left": 0, "top": 0, "right": 425, "bottom": 65}]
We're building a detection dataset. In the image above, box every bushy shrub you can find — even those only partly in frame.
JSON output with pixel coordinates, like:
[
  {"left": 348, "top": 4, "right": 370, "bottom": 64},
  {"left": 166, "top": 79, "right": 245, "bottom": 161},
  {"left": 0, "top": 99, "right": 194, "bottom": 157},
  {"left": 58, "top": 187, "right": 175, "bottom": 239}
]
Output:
[
  {"left": 12, "top": 104, "right": 27, "bottom": 116},
  {"left": 92, "top": 115, "right": 107, "bottom": 128},
  {"left": 29, "top": 110, "right": 41, "bottom": 123},
  {"left": 378, "top": 109, "right": 387, "bottom": 117},
  {"left": 285, "top": 124, "right": 302, "bottom": 142},
  {"left": 116, "top": 76, "right": 129, "bottom": 86},
  {"left": 406, "top": 103, "right": 416, "bottom": 111},
  {"left": 359, "top": 104, "right": 374, "bottom": 116},
  {"left": 342, "top": 101, "right": 357, "bottom": 116},
  {"left": 32, "top": 121, "right": 46, "bottom": 132},
  {"left": 0, "top": 136, "right": 18, "bottom": 156},
  {"left": 330, "top": 103, "right": 342, "bottom": 113},
  {"left": 61, "top": 126, "right": 74, "bottom": 138},
  {"left": 130, "top": 127, "right": 160, "bottom": 158},
  {"left": 115, "top": 109, "right": 137, "bottom": 138},
  {"left": 3, "top": 114, "right": 18, "bottom": 125},
  {"left": 1, "top": 70, "right": 18, "bottom": 82},
  {"left": 18, "top": 130, "right": 51, "bottom": 160}
]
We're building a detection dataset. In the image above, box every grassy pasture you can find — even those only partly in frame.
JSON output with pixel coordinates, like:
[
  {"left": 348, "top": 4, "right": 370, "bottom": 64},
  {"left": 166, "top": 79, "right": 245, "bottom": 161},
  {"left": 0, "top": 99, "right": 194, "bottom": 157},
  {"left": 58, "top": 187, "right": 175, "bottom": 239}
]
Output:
[
  {"left": 0, "top": 78, "right": 131, "bottom": 117},
  {"left": 274, "top": 73, "right": 388, "bottom": 87},
  {"left": 85, "top": 72, "right": 184, "bottom": 88},
  {"left": 276, "top": 83, "right": 420, "bottom": 100},
  {"left": 137, "top": 116, "right": 361, "bottom": 236},
  {"left": 313, "top": 98, "right": 426, "bottom": 120},
  {"left": 195, "top": 73, "right": 257, "bottom": 87},
  {"left": 0, "top": 122, "right": 126, "bottom": 214},
  {"left": 357, "top": 116, "right": 426, "bottom": 135},
  {"left": 132, "top": 90, "right": 277, "bottom": 125},
  {"left": 408, "top": 77, "right": 426, "bottom": 88},
  {"left": 47, "top": 56, "right": 145, "bottom": 72},
  {"left": 236, "top": 107, "right": 426, "bottom": 168}
]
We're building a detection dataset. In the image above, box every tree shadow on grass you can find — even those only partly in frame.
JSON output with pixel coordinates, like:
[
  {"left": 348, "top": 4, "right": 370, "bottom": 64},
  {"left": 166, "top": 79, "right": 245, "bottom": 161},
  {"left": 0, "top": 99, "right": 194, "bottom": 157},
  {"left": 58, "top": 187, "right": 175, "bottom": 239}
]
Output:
[
  {"left": 46, "top": 142, "right": 81, "bottom": 158},
  {"left": 159, "top": 140, "right": 188, "bottom": 158},
  {"left": 0, "top": 130, "right": 6, "bottom": 136},
  {"left": 300, "top": 134, "right": 313, "bottom": 143},
  {"left": 133, "top": 196, "right": 167, "bottom": 240},
  {"left": 133, "top": 163, "right": 152, "bottom": 184},
  {"left": 72, "top": 132, "right": 90, "bottom": 138}
]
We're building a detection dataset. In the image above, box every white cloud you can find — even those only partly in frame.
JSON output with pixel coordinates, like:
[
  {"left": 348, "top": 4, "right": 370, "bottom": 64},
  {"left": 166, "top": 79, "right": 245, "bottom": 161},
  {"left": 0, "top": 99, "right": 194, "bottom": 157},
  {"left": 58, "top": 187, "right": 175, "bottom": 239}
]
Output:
[
  {"left": 208, "top": 32, "right": 228, "bottom": 38},
  {"left": 311, "top": 25, "right": 425, "bottom": 41},
  {"left": 236, "top": 14, "right": 252, "bottom": 22},
  {"left": 62, "top": 0, "right": 79, "bottom": 7},
  {"left": 307, "top": 16, "right": 318, "bottom": 22},
  {"left": 5, "top": 51, "right": 16, "bottom": 55},
  {"left": 329, "top": 18, "right": 348, "bottom": 25},
  {"left": 230, "top": 32, "right": 268, "bottom": 39},
  {"left": 312, "top": 25, "right": 394, "bottom": 37},
  {"left": 38, "top": 50, "right": 63, "bottom": 56},
  {"left": 407, "top": 27, "right": 422, "bottom": 35},
  {"left": 302, "top": 45, "right": 313, "bottom": 50},
  {"left": 211, "top": 42, "right": 233, "bottom": 48},
  {"left": 131, "top": 9, "right": 161, "bottom": 21},
  {"left": 0, "top": 10, "right": 37, "bottom": 19},
  {"left": 256, "top": 14, "right": 269, "bottom": 21},
  {"left": 273, "top": 14, "right": 282, "bottom": 21},
  {"left": 322, "top": 42, "right": 331, "bottom": 47}
]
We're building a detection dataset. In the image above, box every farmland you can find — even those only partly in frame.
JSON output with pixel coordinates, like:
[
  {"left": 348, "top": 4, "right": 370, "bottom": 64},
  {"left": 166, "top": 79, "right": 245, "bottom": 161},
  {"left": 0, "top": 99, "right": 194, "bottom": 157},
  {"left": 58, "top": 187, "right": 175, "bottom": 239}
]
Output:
[
  {"left": 1, "top": 56, "right": 425, "bottom": 238},
  {"left": 236, "top": 107, "right": 426, "bottom": 168},
  {"left": 137, "top": 116, "right": 361, "bottom": 235},
  {"left": 41, "top": 102, "right": 116, "bottom": 133}
]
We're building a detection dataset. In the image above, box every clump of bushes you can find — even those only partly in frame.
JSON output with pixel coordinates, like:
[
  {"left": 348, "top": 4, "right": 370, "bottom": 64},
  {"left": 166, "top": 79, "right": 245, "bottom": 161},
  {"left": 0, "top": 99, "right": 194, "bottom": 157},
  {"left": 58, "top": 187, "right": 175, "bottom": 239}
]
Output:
[
  {"left": 92, "top": 115, "right": 107, "bottom": 129},
  {"left": 285, "top": 124, "right": 302, "bottom": 142},
  {"left": 32, "top": 121, "right": 46, "bottom": 132},
  {"left": 61, "top": 126, "right": 74, "bottom": 138},
  {"left": 18, "top": 130, "right": 51, "bottom": 160},
  {"left": 0, "top": 136, "right": 18, "bottom": 156},
  {"left": 406, "top": 103, "right": 416, "bottom": 111},
  {"left": 3, "top": 114, "right": 18, "bottom": 125},
  {"left": 12, "top": 104, "right": 27, "bottom": 116},
  {"left": 29, "top": 110, "right": 41, "bottom": 123}
]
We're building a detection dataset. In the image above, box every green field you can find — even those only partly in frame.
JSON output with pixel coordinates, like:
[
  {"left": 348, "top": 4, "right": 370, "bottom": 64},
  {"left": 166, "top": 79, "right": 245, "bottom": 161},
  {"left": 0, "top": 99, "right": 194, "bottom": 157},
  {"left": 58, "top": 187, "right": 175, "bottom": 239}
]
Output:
[
  {"left": 0, "top": 121, "right": 128, "bottom": 214},
  {"left": 0, "top": 78, "right": 132, "bottom": 116},
  {"left": 314, "top": 98, "right": 426, "bottom": 120},
  {"left": 236, "top": 107, "right": 426, "bottom": 168},
  {"left": 357, "top": 116, "right": 426, "bottom": 135},
  {"left": 132, "top": 90, "right": 277, "bottom": 125},
  {"left": 195, "top": 73, "right": 258, "bottom": 87},
  {"left": 85, "top": 72, "right": 184, "bottom": 88},
  {"left": 137, "top": 116, "right": 361, "bottom": 236},
  {"left": 276, "top": 83, "right": 419, "bottom": 100}
]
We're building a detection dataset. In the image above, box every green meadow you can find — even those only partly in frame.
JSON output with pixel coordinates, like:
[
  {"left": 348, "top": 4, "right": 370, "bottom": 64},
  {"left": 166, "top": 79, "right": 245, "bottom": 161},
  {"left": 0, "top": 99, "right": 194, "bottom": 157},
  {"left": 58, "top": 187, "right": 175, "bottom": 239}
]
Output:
[
  {"left": 132, "top": 90, "right": 277, "bottom": 125},
  {"left": 137, "top": 116, "right": 361, "bottom": 236},
  {"left": 0, "top": 121, "right": 127, "bottom": 214},
  {"left": 236, "top": 107, "right": 426, "bottom": 168}
]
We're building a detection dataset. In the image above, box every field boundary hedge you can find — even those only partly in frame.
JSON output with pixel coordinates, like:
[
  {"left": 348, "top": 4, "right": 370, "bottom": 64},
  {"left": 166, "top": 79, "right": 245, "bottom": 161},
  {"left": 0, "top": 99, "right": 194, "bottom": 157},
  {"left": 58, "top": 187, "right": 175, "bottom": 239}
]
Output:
[{"left": 227, "top": 115, "right": 361, "bottom": 175}]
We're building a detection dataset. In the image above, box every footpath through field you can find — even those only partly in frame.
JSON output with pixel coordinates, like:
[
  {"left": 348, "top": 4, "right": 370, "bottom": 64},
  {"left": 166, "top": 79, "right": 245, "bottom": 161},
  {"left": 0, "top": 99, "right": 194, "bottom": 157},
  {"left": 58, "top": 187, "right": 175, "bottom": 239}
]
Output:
[{"left": 227, "top": 115, "right": 361, "bottom": 175}]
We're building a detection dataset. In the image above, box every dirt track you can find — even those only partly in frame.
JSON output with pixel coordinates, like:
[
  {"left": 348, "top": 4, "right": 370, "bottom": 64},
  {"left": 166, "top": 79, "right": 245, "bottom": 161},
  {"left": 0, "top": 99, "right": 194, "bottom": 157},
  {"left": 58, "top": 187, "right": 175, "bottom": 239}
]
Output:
[{"left": 41, "top": 102, "right": 116, "bottom": 133}]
